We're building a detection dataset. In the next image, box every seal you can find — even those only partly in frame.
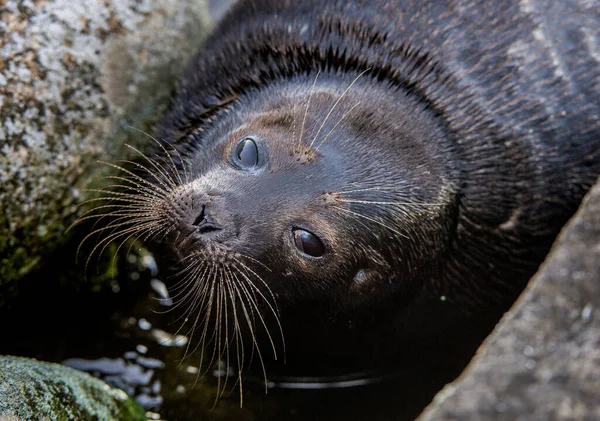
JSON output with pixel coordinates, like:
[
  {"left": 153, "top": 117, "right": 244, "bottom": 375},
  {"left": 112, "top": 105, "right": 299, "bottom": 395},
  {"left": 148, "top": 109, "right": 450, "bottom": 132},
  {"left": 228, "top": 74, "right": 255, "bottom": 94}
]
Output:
[{"left": 86, "top": 0, "right": 600, "bottom": 398}]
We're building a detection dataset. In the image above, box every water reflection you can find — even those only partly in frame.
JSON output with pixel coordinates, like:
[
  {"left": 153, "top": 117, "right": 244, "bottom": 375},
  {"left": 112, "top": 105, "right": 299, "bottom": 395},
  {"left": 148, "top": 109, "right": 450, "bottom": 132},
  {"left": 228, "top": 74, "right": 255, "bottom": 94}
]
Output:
[{"left": 0, "top": 246, "right": 494, "bottom": 421}]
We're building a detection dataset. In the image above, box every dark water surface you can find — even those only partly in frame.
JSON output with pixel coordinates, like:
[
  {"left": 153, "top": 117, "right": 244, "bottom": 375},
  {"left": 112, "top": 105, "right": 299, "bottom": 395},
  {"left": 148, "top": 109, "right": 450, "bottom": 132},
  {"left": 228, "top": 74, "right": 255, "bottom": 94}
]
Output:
[{"left": 0, "top": 245, "right": 491, "bottom": 421}]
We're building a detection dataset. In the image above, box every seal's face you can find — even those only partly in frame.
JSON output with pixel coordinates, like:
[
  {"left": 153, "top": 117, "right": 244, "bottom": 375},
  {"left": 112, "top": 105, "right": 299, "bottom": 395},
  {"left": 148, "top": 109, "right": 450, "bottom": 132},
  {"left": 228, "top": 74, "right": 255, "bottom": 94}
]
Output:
[
  {"left": 163, "top": 73, "right": 454, "bottom": 308},
  {"left": 83, "top": 71, "right": 457, "bottom": 380}
]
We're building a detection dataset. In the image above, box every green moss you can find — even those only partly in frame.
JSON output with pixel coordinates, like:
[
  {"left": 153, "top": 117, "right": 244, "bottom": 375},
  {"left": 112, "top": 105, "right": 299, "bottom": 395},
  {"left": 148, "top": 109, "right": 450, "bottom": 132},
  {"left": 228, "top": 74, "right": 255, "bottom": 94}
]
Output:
[
  {"left": 0, "top": 356, "right": 146, "bottom": 421},
  {"left": 0, "top": 214, "right": 70, "bottom": 293}
]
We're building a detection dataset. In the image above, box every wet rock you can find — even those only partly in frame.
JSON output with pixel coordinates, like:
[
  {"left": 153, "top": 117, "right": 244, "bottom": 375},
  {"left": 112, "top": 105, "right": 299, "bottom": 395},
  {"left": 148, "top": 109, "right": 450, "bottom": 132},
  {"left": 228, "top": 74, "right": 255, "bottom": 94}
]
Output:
[
  {"left": 0, "top": 355, "right": 146, "bottom": 421},
  {"left": 418, "top": 178, "right": 600, "bottom": 421},
  {"left": 0, "top": 0, "right": 211, "bottom": 290}
]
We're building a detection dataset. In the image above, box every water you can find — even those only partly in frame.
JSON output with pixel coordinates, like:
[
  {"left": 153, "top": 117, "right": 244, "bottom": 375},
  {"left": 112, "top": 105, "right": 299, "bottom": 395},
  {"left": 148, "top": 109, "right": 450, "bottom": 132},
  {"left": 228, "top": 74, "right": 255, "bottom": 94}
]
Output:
[{"left": 0, "top": 244, "right": 495, "bottom": 421}]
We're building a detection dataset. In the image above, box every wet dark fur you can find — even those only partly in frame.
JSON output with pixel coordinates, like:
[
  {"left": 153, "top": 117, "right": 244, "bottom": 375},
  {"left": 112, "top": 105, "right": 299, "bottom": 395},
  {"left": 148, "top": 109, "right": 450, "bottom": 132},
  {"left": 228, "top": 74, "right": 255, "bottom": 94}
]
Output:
[
  {"left": 159, "top": 0, "right": 600, "bottom": 298},
  {"left": 114, "top": 0, "right": 600, "bottom": 399}
]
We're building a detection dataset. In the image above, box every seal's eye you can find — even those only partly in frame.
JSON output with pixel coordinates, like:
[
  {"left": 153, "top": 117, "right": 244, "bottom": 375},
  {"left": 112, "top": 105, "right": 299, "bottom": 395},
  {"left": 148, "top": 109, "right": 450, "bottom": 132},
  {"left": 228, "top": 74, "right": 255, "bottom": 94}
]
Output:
[
  {"left": 234, "top": 137, "right": 259, "bottom": 168},
  {"left": 293, "top": 228, "right": 325, "bottom": 258}
]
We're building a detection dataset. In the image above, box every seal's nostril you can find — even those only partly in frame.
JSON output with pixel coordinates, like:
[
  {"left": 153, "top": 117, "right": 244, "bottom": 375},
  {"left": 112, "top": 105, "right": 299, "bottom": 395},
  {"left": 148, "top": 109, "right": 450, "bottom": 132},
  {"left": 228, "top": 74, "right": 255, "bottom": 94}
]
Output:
[
  {"left": 191, "top": 205, "right": 222, "bottom": 234},
  {"left": 192, "top": 205, "right": 206, "bottom": 227},
  {"left": 197, "top": 224, "right": 221, "bottom": 234}
]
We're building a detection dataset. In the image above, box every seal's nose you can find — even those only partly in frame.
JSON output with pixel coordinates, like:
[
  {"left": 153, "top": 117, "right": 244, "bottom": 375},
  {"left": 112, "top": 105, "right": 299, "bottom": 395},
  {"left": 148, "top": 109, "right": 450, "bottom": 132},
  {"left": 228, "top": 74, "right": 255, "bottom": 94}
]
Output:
[{"left": 192, "top": 204, "right": 222, "bottom": 234}]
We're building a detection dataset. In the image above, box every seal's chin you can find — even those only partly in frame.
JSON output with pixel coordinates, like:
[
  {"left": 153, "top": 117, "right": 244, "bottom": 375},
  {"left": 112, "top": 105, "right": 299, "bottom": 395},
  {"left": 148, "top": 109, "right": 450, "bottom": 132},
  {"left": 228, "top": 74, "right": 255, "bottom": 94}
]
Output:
[{"left": 173, "top": 235, "right": 234, "bottom": 265}]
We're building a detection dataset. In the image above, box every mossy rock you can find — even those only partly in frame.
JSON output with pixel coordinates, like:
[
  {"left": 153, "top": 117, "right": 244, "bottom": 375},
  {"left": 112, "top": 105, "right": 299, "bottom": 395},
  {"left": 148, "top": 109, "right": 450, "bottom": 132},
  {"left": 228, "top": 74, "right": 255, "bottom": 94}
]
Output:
[
  {"left": 0, "top": 355, "right": 146, "bottom": 421},
  {"left": 0, "top": 0, "right": 211, "bottom": 292}
]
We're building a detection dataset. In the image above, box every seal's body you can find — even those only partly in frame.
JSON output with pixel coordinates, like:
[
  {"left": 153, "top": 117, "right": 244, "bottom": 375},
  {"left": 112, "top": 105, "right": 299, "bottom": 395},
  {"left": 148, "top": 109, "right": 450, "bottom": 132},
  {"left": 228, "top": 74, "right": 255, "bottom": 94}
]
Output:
[{"left": 115, "top": 0, "right": 600, "bottom": 385}]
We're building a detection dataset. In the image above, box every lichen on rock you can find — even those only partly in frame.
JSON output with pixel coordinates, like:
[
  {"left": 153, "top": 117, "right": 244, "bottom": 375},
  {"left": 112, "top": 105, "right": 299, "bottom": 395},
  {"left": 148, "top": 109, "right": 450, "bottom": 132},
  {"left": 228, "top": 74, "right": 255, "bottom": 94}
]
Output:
[{"left": 0, "top": 0, "right": 211, "bottom": 288}]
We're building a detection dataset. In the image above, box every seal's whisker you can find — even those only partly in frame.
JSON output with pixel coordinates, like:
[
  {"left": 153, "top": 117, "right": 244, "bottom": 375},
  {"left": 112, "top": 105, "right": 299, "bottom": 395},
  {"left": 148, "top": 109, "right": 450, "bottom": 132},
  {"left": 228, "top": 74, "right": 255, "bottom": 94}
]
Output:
[
  {"left": 91, "top": 220, "right": 164, "bottom": 266},
  {"left": 332, "top": 206, "right": 409, "bottom": 239},
  {"left": 122, "top": 143, "right": 181, "bottom": 188},
  {"left": 69, "top": 185, "right": 167, "bottom": 235},
  {"left": 229, "top": 267, "right": 260, "bottom": 335},
  {"left": 73, "top": 204, "right": 166, "bottom": 224},
  {"left": 337, "top": 185, "right": 408, "bottom": 194},
  {"left": 195, "top": 265, "right": 220, "bottom": 375},
  {"left": 79, "top": 213, "right": 164, "bottom": 240},
  {"left": 211, "top": 271, "right": 228, "bottom": 406},
  {"left": 135, "top": 227, "right": 171, "bottom": 250},
  {"left": 315, "top": 101, "right": 361, "bottom": 152},
  {"left": 118, "top": 154, "right": 178, "bottom": 191},
  {"left": 102, "top": 175, "right": 170, "bottom": 199},
  {"left": 173, "top": 263, "right": 213, "bottom": 329},
  {"left": 156, "top": 224, "right": 178, "bottom": 243},
  {"left": 84, "top": 217, "right": 161, "bottom": 250},
  {"left": 77, "top": 217, "right": 162, "bottom": 264},
  {"left": 230, "top": 270, "right": 267, "bottom": 400},
  {"left": 98, "top": 161, "right": 171, "bottom": 196},
  {"left": 225, "top": 269, "right": 245, "bottom": 403},
  {"left": 234, "top": 259, "right": 281, "bottom": 316},
  {"left": 157, "top": 274, "right": 205, "bottom": 319},
  {"left": 337, "top": 199, "right": 445, "bottom": 207},
  {"left": 126, "top": 125, "right": 187, "bottom": 187},
  {"left": 183, "top": 273, "right": 213, "bottom": 369},
  {"left": 170, "top": 253, "right": 206, "bottom": 281},
  {"left": 235, "top": 270, "right": 282, "bottom": 358},
  {"left": 166, "top": 141, "right": 194, "bottom": 186},
  {"left": 220, "top": 277, "right": 240, "bottom": 404},
  {"left": 228, "top": 267, "right": 259, "bottom": 372},
  {"left": 82, "top": 218, "right": 160, "bottom": 255},
  {"left": 132, "top": 223, "right": 175, "bottom": 250},
  {"left": 76, "top": 190, "right": 164, "bottom": 208},
  {"left": 124, "top": 228, "right": 163, "bottom": 259},
  {"left": 72, "top": 209, "right": 151, "bottom": 231},
  {"left": 86, "top": 210, "right": 165, "bottom": 223},
  {"left": 297, "top": 70, "right": 320, "bottom": 151},
  {"left": 309, "top": 68, "right": 370, "bottom": 149},
  {"left": 217, "top": 269, "right": 232, "bottom": 401},
  {"left": 175, "top": 264, "right": 215, "bottom": 374},
  {"left": 331, "top": 207, "right": 372, "bottom": 234},
  {"left": 231, "top": 270, "right": 270, "bottom": 394},
  {"left": 117, "top": 155, "right": 177, "bottom": 193},
  {"left": 233, "top": 263, "right": 285, "bottom": 360},
  {"left": 83, "top": 183, "right": 158, "bottom": 194},
  {"left": 168, "top": 260, "right": 210, "bottom": 299},
  {"left": 72, "top": 192, "right": 148, "bottom": 212},
  {"left": 236, "top": 253, "right": 272, "bottom": 273},
  {"left": 111, "top": 231, "right": 151, "bottom": 265},
  {"left": 223, "top": 267, "right": 246, "bottom": 405},
  {"left": 290, "top": 101, "right": 297, "bottom": 154}
]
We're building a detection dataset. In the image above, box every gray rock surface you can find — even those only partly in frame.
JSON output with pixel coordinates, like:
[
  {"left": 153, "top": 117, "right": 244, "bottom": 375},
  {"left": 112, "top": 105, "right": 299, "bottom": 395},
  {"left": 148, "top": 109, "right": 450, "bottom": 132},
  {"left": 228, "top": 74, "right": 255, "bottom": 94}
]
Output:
[
  {"left": 418, "top": 178, "right": 600, "bottom": 421},
  {"left": 0, "top": 0, "right": 211, "bottom": 287},
  {"left": 0, "top": 355, "right": 146, "bottom": 421}
]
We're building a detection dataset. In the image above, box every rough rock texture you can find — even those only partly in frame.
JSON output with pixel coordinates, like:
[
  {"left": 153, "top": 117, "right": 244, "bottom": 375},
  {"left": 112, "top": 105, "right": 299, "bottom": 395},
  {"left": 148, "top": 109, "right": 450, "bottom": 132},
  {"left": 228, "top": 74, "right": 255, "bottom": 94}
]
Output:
[
  {"left": 0, "top": 0, "right": 211, "bottom": 287},
  {"left": 418, "top": 178, "right": 600, "bottom": 421},
  {"left": 0, "top": 356, "right": 146, "bottom": 421}
]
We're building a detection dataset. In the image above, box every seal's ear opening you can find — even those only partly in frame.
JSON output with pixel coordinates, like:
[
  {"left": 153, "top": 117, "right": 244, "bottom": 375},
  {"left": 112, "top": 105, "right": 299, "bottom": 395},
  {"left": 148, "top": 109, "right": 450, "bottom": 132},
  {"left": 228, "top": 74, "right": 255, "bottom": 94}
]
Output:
[{"left": 350, "top": 268, "right": 386, "bottom": 294}]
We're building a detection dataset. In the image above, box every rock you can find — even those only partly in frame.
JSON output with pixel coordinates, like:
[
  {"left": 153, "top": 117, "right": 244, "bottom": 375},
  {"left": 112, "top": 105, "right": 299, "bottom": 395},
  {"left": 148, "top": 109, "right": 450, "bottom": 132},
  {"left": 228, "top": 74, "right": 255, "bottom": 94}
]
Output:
[
  {"left": 0, "top": 0, "right": 211, "bottom": 290},
  {"left": 208, "top": 0, "right": 235, "bottom": 22},
  {"left": 417, "top": 177, "right": 600, "bottom": 421},
  {"left": 0, "top": 355, "right": 146, "bottom": 421}
]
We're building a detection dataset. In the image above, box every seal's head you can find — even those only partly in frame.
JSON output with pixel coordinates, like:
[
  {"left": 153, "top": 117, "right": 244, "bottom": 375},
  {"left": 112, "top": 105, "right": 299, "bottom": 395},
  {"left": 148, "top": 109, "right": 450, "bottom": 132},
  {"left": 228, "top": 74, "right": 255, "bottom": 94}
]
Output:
[
  {"left": 83, "top": 70, "right": 458, "bottom": 378},
  {"left": 120, "top": 71, "right": 460, "bottom": 373},
  {"left": 159, "top": 72, "right": 454, "bottom": 309}
]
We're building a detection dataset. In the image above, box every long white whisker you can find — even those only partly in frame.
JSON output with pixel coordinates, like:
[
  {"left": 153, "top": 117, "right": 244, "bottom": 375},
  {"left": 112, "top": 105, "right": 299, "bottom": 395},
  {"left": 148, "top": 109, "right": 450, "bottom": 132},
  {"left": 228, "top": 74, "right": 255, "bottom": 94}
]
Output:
[
  {"left": 297, "top": 71, "right": 321, "bottom": 151},
  {"left": 309, "top": 68, "right": 370, "bottom": 149}
]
